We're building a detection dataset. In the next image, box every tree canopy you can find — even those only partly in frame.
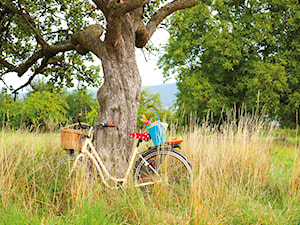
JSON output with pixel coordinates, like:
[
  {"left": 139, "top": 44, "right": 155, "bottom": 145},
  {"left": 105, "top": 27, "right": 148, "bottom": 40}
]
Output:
[
  {"left": 0, "top": 0, "right": 105, "bottom": 93},
  {"left": 0, "top": 0, "right": 197, "bottom": 93},
  {"left": 159, "top": 0, "right": 299, "bottom": 127}
]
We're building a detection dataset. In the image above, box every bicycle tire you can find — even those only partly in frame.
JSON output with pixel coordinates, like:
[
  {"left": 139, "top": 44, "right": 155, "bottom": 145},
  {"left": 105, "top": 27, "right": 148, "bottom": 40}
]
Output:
[{"left": 133, "top": 147, "right": 192, "bottom": 194}]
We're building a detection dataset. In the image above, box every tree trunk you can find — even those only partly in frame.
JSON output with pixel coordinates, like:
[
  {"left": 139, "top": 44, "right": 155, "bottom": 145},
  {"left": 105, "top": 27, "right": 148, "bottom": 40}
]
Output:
[{"left": 94, "top": 15, "right": 141, "bottom": 176}]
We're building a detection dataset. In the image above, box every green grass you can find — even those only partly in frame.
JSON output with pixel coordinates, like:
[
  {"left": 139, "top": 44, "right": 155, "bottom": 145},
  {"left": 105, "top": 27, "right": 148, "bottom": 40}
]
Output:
[{"left": 0, "top": 116, "right": 300, "bottom": 224}]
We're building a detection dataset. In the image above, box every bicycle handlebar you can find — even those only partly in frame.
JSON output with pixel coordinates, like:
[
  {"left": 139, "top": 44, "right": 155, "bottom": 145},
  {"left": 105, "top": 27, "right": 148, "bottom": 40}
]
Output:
[{"left": 95, "top": 122, "right": 116, "bottom": 128}]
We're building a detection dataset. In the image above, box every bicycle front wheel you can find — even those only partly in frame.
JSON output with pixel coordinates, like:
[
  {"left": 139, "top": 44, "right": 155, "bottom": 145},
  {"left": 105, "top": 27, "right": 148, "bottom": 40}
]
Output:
[{"left": 133, "top": 147, "right": 192, "bottom": 194}]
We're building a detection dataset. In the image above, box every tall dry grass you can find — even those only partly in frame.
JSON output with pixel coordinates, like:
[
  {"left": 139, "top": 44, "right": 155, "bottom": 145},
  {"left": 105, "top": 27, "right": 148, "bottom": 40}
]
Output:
[
  {"left": 182, "top": 112, "right": 275, "bottom": 224},
  {"left": 0, "top": 111, "right": 299, "bottom": 224}
]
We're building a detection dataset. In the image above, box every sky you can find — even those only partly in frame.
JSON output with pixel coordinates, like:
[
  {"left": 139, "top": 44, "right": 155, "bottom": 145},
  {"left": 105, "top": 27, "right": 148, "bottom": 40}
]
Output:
[
  {"left": 0, "top": 29, "right": 175, "bottom": 91},
  {"left": 136, "top": 29, "right": 175, "bottom": 86}
]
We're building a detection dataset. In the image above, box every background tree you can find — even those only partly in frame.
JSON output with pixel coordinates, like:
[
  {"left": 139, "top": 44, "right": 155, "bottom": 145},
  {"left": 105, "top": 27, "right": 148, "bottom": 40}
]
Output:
[
  {"left": 64, "top": 87, "right": 98, "bottom": 118},
  {"left": 138, "top": 88, "right": 163, "bottom": 129},
  {"left": 25, "top": 90, "right": 68, "bottom": 130},
  {"left": 0, "top": 85, "right": 172, "bottom": 131},
  {"left": 0, "top": 0, "right": 198, "bottom": 174},
  {"left": 0, "top": 88, "right": 26, "bottom": 128},
  {"left": 137, "top": 87, "right": 174, "bottom": 130},
  {"left": 159, "top": 0, "right": 299, "bottom": 127},
  {"left": 25, "top": 78, "right": 98, "bottom": 124}
]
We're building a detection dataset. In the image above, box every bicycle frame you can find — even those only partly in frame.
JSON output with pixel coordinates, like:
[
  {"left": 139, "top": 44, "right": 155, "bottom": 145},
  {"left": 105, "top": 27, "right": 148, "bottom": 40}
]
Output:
[{"left": 71, "top": 134, "right": 161, "bottom": 189}]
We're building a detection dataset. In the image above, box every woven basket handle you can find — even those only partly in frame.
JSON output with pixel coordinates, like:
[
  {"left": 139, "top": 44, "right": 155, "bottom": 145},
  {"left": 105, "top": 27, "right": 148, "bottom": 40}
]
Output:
[{"left": 62, "top": 123, "right": 90, "bottom": 130}]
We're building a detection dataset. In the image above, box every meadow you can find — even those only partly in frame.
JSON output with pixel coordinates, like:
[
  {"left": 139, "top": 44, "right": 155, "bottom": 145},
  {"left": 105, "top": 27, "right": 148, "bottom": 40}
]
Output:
[{"left": 0, "top": 113, "right": 300, "bottom": 225}]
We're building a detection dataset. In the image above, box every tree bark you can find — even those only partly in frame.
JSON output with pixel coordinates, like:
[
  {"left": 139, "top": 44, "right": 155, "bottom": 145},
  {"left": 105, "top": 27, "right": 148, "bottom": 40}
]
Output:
[{"left": 94, "top": 14, "right": 141, "bottom": 176}]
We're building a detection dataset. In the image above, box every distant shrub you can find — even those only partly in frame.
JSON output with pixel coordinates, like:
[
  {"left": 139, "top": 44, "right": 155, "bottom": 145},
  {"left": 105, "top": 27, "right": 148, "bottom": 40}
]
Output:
[{"left": 25, "top": 91, "right": 69, "bottom": 131}]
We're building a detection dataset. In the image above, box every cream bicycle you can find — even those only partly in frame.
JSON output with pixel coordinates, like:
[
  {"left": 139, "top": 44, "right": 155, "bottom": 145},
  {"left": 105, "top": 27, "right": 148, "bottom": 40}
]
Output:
[{"left": 59, "top": 114, "right": 192, "bottom": 192}]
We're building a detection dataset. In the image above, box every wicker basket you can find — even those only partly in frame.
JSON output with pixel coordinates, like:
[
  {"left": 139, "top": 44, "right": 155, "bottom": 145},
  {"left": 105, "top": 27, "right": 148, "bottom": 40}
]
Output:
[{"left": 61, "top": 123, "right": 88, "bottom": 150}]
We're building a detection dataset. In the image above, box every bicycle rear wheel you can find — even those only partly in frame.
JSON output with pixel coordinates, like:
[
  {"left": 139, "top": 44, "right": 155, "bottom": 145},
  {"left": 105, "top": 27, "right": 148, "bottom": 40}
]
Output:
[{"left": 133, "top": 147, "right": 192, "bottom": 195}]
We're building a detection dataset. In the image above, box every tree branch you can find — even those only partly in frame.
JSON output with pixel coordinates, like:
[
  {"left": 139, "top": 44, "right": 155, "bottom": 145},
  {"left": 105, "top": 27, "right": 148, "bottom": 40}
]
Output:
[
  {"left": 0, "top": 57, "right": 14, "bottom": 70},
  {"left": 93, "top": 0, "right": 108, "bottom": 13},
  {"left": 102, "top": 0, "right": 149, "bottom": 48},
  {"left": 71, "top": 24, "right": 104, "bottom": 57},
  {"left": 135, "top": 0, "right": 198, "bottom": 48},
  {"left": 3, "top": 2, "right": 49, "bottom": 48},
  {"left": 106, "top": 0, "right": 149, "bottom": 15},
  {"left": 2, "top": 2, "right": 106, "bottom": 93},
  {"left": 2, "top": 2, "right": 74, "bottom": 77},
  {"left": 1, "top": 23, "right": 104, "bottom": 93},
  {"left": 14, "top": 50, "right": 44, "bottom": 77},
  {"left": 12, "top": 41, "right": 74, "bottom": 77},
  {"left": 11, "top": 56, "right": 64, "bottom": 95},
  {"left": 12, "top": 73, "right": 37, "bottom": 95},
  {"left": 21, "top": 12, "right": 49, "bottom": 48},
  {"left": 0, "top": 72, "right": 10, "bottom": 89}
]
